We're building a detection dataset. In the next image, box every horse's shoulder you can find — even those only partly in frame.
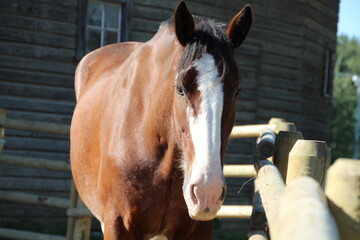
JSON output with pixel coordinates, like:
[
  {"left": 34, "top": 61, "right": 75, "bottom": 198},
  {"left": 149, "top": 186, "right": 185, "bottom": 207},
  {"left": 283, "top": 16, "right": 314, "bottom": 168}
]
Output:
[{"left": 74, "top": 41, "right": 144, "bottom": 101}]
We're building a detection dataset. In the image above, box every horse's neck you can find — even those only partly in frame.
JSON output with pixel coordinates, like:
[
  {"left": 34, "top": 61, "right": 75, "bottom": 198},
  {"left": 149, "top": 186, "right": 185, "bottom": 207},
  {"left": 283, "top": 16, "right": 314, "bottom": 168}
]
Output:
[
  {"left": 147, "top": 25, "right": 182, "bottom": 70},
  {"left": 138, "top": 27, "right": 182, "bottom": 147}
]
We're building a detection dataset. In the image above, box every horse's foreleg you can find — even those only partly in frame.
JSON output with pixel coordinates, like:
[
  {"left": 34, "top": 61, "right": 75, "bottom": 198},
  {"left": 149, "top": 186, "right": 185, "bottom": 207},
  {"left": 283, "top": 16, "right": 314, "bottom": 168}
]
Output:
[{"left": 103, "top": 213, "right": 138, "bottom": 240}]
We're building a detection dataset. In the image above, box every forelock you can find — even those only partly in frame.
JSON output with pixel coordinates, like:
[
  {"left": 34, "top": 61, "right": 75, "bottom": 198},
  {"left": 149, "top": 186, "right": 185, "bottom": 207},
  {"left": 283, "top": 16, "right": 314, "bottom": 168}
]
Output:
[{"left": 175, "top": 17, "right": 238, "bottom": 87}]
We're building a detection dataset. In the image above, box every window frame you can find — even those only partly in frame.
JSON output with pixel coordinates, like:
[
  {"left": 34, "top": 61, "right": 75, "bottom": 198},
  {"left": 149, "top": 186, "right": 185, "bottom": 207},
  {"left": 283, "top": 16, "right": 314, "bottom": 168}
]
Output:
[
  {"left": 75, "top": 0, "right": 132, "bottom": 61},
  {"left": 323, "top": 42, "right": 334, "bottom": 98}
]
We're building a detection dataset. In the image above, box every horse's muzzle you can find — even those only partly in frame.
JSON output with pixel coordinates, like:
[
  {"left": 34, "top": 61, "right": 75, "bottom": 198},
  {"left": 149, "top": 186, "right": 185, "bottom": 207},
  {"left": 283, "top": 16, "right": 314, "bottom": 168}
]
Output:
[{"left": 184, "top": 178, "right": 227, "bottom": 221}]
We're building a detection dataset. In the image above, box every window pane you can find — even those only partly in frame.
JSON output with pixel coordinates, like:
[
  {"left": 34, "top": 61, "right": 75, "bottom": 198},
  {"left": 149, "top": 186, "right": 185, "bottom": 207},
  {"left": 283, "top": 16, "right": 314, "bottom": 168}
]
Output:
[
  {"left": 87, "top": 2, "right": 102, "bottom": 26},
  {"left": 104, "top": 4, "right": 119, "bottom": 29},
  {"left": 86, "top": 28, "right": 101, "bottom": 52},
  {"left": 104, "top": 30, "right": 118, "bottom": 45}
]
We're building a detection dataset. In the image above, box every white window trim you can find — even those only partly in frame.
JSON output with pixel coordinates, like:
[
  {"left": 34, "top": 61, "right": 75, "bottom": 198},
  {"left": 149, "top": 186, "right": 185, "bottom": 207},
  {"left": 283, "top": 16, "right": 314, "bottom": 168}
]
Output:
[
  {"left": 76, "top": 0, "right": 132, "bottom": 60},
  {"left": 86, "top": 1, "right": 123, "bottom": 49}
]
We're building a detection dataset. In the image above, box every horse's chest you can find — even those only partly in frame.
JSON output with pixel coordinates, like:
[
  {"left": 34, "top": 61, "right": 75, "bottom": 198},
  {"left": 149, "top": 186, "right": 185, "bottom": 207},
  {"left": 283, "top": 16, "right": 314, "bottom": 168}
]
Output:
[
  {"left": 122, "top": 164, "right": 180, "bottom": 206},
  {"left": 119, "top": 162, "right": 187, "bottom": 230}
]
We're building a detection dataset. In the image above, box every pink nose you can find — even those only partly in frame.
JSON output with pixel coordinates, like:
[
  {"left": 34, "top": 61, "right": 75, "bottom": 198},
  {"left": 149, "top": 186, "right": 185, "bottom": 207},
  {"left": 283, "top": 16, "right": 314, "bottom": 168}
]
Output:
[
  {"left": 188, "top": 180, "right": 227, "bottom": 218},
  {"left": 184, "top": 174, "right": 227, "bottom": 220},
  {"left": 191, "top": 184, "right": 227, "bottom": 205}
]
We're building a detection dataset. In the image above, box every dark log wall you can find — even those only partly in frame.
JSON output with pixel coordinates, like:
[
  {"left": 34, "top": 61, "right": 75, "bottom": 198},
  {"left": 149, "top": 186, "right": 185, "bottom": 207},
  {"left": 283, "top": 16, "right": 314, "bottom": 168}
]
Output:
[
  {"left": 252, "top": 0, "right": 338, "bottom": 142},
  {"left": 0, "top": 0, "right": 339, "bottom": 237},
  {"left": 0, "top": 0, "right": 77, "bottom": 233}
]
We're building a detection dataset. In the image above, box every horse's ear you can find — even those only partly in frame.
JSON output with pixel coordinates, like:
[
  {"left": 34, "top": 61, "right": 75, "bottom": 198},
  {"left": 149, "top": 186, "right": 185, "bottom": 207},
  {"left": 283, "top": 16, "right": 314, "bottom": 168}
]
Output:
[
  {"left": 226, "top": 4, "right": 253, "bottom": 48},
  {"left": 174, "top": 1, "right": 195, "bottom": 46}
]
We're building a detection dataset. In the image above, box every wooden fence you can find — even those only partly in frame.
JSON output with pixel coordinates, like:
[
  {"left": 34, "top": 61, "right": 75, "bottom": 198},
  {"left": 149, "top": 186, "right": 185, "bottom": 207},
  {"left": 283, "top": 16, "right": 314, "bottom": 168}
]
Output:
[
  {"left": 0, "top": 109, "right": 90, "bottom": 240},
  {"left": 242, "top": 121, "right": 360, "bottom": 240},
  {"left": 0, "top": 108, "right": 359, "bottom": 240}
]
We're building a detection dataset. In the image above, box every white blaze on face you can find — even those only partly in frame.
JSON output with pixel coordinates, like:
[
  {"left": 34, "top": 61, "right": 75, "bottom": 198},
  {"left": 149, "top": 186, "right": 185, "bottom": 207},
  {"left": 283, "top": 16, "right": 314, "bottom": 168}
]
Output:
[
  {"left": 187, "top": 53, "right": 223, "bottom": 174},
  {"left": 183, "top": 53, "right": 225, "bottom": 220}
]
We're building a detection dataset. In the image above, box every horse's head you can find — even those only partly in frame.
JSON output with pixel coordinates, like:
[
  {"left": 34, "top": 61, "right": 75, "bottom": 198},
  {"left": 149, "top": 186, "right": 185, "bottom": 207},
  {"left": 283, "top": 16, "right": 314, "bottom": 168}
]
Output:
[{"left": 172, "top": 1, "right": 252, "bottom": 221}]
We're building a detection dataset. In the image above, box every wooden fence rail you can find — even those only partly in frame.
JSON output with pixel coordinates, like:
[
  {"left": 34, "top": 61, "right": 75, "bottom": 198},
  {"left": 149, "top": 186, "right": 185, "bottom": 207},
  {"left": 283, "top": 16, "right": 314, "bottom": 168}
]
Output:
[
  {"left": 0, "top": 154, "right": 71, "bottom": 172},
  {"left": 0, "top": 152, "right": 254, "bottom": 178},
  {"left": 254, "top": 160, "right": 285, "bottom": 232},
  {"left": 0, "top": 115, "right": 274, "bottom": 139},
  {"left": 0, "top": 117, "right": 70, "bottom": 135},
  {"left": 0, "top": 191, "right": 69, "bottom": 209},
  {"left": 223, "top": 164, "right": 256, "bottom": 178},
  {"left": 0, "top": 109, "right": 88, "bottom": 240},
  {"left": 253, "top": 159, "right": 339, "bottom": 240},
  {"left": 0, "top": 228, "right": 66, "bottom": 240},
  {"left": 217, "top": 205, "right": 253, "bottom": 218},
  {"left": 275, "top": 177, "right": 339, "bottom": 240},
  {"left": 229, "top": 124, "right": 276, "bottom": 138},
  {"left": 64, "top": 204, "right": 255, "bottom": 219}
]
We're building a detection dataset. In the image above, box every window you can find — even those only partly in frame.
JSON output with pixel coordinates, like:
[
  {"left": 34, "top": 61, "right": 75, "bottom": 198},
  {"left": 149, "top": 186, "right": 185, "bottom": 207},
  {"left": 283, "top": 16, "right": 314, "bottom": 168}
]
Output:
[
  {"left": 76, "top": 0, "right": 131, "bottom": 60},
  {"left": 86, "top": 1, "right": 122, "bottom": 52},
  {"left": 323, "top": 42, "right": 334, "bottom": 98}
]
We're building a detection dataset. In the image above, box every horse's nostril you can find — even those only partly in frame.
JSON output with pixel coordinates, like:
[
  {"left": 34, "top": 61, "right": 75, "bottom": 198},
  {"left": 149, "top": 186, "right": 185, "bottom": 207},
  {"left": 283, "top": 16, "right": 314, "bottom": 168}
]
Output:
[
  {"left": 190, "top": 184, "right": 197, "bottom": 202},
  {"left": 220, "top": 186, "right": 226, "bottom": 201}
]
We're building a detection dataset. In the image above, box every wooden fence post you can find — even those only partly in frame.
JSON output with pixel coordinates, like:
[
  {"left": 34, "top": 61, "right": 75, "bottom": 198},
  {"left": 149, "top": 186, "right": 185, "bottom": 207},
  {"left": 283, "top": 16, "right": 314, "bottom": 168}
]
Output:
[
  {"left": 286, "top": 140, "right": 330, "bottom": 186},
  {"left": 273, "top": 131, "right": 303, "bottom": 181},
  {"left": 268, "top": 118, "right": 297, "bottom": 134},
  {"left": 67, "top": 180, "right": 92, "bottom": 240},
  {"left": 275, "top": 177, "right": 339, "bottom": 240},
  {"left": 66, "top": 181, "right": 77, "bottom": 239},
  {"left": 269, "top": 118, "right": 302, "bottom": 181},
  {"left": 72, "top": 198, "right": 91, "bottom": 240},
  {"left": 325, "top": 159, "right": 360, "bottom": 240}
]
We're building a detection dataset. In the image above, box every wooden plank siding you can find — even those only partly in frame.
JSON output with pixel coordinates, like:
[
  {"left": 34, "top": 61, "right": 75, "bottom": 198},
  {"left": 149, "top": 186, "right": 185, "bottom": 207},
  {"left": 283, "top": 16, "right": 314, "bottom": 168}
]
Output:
[
  {"left": 299, "top": 0, "right": 338, "bottom": 141},
  {"left": 0, "top": 0, "right": 77, "bottom": 233},
  {"left": 252, "top": 0, "right": 338, "bottom": 143},
  {"left": 0, "top": 0, "right": 339, "bottom": 237}
]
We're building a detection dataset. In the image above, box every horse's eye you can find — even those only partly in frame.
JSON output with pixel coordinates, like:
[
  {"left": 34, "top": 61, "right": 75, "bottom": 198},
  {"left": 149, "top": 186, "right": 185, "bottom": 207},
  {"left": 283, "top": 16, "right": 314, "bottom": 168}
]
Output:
[
  {"left": 176, "top": 86, "right": 185, "bottom": 97},
  {"left": 235, "top": 88, "right": 242, "bottom": 98}
]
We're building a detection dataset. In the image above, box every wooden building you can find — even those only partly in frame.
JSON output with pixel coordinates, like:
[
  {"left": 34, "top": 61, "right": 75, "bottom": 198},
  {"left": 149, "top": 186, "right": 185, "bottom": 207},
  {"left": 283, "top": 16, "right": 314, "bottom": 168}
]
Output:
[{"left": 0, "top": 0, "right": 339, "bottom": 238}]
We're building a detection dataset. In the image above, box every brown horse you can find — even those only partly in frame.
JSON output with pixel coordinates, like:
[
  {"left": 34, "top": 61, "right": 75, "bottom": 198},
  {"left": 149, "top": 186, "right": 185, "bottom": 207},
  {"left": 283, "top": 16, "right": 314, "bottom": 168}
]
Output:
[{"left": 70, "top": 1, "right": 252, "bottom": 239}]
